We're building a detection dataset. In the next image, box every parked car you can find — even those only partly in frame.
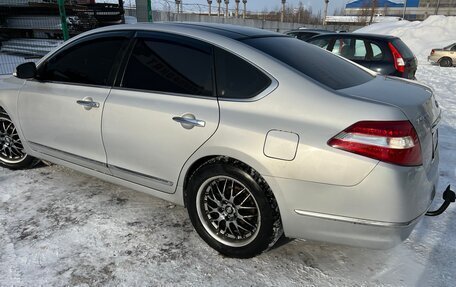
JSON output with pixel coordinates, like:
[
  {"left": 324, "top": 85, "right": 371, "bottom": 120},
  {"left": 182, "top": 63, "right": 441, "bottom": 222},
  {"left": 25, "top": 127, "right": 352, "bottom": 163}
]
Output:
[
  {"left": 428, "top": 43, "right": 456, "bottom": 67},
  {"left": 285, "top": 28, "right": 332, "bottom": 41},
  {"left": 1, "top": 23, "right": 442, "bottom": 258},
  {"left": 306, "top": 33, "right": 417, "bottom": 79}
]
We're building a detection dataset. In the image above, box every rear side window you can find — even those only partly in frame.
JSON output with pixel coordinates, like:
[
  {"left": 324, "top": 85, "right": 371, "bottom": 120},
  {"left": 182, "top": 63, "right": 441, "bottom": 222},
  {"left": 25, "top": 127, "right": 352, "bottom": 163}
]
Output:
[
  {"left": 39, "top": 37, "right": 128, "bottom": 86},
  {"left": 121, "top": 35, "right": 213, "bottom": 97},
  {"left": 309, "top": 38, "right": 330, "bottom": 49},
  {"left": 370, "top": 42, "right": 384, "bottom": 60},
  {"left": 214, "top": 48, "right": 271, "bottom": 99},
  {"left": 392, "top": 39, "right": 414, "bottom": 59},
  {"left": 243, "top": 36, "right": 374, "bottom": 90}
]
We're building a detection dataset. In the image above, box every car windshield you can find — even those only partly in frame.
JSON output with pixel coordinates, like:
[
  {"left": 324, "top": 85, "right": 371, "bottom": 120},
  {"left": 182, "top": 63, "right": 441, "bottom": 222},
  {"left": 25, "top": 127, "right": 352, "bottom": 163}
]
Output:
[
  {"left": 241, "top": 36, "right": 374, "bottom": 90},
  {"left": 443, "top": 43, "right": 456, "bottom": 50}
]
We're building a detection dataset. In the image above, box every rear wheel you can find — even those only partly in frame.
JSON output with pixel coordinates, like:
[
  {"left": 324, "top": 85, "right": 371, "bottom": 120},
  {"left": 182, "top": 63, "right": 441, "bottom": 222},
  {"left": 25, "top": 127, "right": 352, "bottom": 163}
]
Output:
[
  {"left": 0, "top": 114, "right": 38, "bottom": 169},
  {"left": 186, "top": 159, "right": 283, "bottom": 258},
  {"left": 439, "top": 57, "right": 452, "bottom": 67}
]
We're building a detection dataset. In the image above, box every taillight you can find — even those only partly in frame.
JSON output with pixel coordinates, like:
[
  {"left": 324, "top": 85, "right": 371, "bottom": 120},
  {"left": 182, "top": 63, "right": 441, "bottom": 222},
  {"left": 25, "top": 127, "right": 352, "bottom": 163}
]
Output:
[
  {"left": 388, "top": 42, "right": 405, "bottom": 73},
  {"left": 431, "top": 49, "right": 435, "bottom": 55},
  {"left": 328, "top": 121, "right": 422, "bottom": 166}
]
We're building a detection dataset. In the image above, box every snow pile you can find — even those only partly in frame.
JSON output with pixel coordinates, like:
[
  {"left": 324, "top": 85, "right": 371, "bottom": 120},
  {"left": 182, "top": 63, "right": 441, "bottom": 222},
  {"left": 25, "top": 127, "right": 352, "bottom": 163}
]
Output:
[{"left": 355, "top": 15, "right": 456, "bottom": 62}]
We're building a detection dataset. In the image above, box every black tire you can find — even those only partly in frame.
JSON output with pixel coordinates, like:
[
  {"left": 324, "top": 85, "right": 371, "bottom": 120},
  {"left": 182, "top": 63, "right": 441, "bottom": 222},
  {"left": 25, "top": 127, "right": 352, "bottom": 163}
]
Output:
[
  {"left": 439, "top": 57, "right": 452, "bottom": 67},
  {"left": 0, "top": 113, "right": 39, "bottom": 170},
  {"left": 186, "top": 158, "right": 283, "bottom": 258}
]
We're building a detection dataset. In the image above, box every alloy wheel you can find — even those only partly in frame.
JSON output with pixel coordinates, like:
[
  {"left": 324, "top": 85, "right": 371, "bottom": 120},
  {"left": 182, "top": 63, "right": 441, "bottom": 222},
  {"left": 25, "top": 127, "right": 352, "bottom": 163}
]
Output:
[
  {"left": 196, "top": 176, "right": 261, "bottom": 247},
  {"left": 0, "top": 117, "right": 26, "bottom": 164}
]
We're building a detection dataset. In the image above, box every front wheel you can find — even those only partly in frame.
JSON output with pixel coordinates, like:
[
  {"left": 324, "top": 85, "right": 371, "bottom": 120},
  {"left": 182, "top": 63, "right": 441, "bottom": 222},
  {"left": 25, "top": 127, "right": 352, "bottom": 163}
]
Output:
[
  {"left": 186, "top": 159, "right": 283, "bottom": 258},
  {"left": 0, "top": 114, "right": 38, "bottom": 169}
]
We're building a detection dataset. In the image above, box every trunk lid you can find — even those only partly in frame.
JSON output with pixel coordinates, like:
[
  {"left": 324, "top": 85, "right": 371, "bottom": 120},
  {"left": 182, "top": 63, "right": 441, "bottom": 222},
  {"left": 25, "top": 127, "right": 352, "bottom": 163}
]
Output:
[{"left": 339, "top": 76, "right": 441, "bottom": 168}]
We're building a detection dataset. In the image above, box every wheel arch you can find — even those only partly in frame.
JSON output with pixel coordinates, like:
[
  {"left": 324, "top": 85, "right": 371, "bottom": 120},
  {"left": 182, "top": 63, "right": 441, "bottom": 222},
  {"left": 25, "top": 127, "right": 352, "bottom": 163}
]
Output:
[
  {"left": 181, "top": 153, "right": 282, "bottom": 212},
  {"left": 439, "top": 56, "right": 453, "bottom": 64}
]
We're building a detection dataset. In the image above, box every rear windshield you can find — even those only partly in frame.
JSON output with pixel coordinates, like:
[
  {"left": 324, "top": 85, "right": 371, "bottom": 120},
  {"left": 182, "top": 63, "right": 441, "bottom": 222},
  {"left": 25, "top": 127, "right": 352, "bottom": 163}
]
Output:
[
  {"left": 242, "top": 36, "right": 374, "bottom": 90},
  {"left": 392, "top": 39, "right": 414, "bottom": 59}
]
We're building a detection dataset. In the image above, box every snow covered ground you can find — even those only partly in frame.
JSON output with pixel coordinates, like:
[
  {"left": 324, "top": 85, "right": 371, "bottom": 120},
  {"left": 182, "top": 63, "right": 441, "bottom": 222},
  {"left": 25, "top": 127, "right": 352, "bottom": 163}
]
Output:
[{"left": 1, "top": 17, "right": 455, "bottom": 286}]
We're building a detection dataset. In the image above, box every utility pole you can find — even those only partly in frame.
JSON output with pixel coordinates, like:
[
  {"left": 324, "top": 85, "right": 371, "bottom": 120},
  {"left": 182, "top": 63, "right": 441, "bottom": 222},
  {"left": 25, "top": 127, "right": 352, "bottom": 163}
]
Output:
[
  {"left": 235, "top": 0, "right": 240, "bottom": 17},
  {"left": 243, "top": 0, "right": 247, "bottom": 19},
  {"left": 175, "top": 0, "right": 180, "bottom": 13},
  {"left": 323, "top": 0, "right": 329, "bottom": 25},
  {"left": 217, "top": 0, "right": 222, "bottom": 17},
  {"left": 281, "top": 0, "right": 286, "bottom": 22},
  {"left": 208, "top": 0, "right": 212, "bottom": 16},
  {"left": 402, "top": 0, "right": 407, "bottom": 19},
  {"left": 225, "top": 0, "right": 229, "bottom": 18}
]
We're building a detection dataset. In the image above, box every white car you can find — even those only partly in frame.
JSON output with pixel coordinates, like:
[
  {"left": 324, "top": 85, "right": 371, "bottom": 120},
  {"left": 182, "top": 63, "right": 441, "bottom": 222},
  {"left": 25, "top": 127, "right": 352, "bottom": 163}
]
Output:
[{"left": 0, "top": 23, "right": 447, "bottom": 258}]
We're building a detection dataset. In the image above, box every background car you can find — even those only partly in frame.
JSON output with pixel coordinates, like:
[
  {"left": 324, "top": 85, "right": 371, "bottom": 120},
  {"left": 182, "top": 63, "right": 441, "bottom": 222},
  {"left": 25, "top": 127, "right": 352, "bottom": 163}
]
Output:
[
  {"left": 306, "top": 33, "right": 417, "bottom": 79},
  {"left": 428, "top": 42, "right": 456, "bottom": 67},
  {"left": 0, "top": 23, "right": 441, "bottom": 258},
  {"left": 285, "top": 28, "right": 332, "bottom": 41}
]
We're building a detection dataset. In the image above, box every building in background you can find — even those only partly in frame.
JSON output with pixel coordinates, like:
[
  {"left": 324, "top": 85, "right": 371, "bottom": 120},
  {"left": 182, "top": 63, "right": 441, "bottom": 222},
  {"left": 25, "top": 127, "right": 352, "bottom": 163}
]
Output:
[{"left": 344, "top": 0, "right": 456, "bottom": 20}]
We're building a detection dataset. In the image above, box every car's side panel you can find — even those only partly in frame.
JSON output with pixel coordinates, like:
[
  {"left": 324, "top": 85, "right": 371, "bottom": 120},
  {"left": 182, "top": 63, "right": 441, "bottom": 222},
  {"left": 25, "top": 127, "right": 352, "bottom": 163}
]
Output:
[
  {"left": 18, "top": 81, "right": 111, "bottom": 173},
  {"left": 102, "top": 89, "right": 219, "bottom": 193}
]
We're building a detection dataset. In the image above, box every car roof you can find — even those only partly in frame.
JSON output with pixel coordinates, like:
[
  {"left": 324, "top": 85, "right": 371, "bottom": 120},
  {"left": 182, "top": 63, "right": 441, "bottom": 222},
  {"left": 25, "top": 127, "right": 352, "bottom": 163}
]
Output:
[
  {"left": 90, "top": 22, "right": 285, "bottom": 40},
  {"left": 309, "top": 32, "right": 398, "bottom": 40}
]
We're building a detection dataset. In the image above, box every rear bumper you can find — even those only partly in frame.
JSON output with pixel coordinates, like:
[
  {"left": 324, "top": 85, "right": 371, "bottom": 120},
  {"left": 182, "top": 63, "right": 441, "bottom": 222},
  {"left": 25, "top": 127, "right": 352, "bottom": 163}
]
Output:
[
  {"left": 289, "top": 207, "right": 427, "bottom": 249},
  {"left": 264, "top": 152, "right": 439, "bottom": 249}
]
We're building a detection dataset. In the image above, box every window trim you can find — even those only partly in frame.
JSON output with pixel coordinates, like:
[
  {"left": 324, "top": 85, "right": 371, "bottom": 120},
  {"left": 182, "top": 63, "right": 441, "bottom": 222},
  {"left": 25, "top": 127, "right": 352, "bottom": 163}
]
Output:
[
  {"left": 114, "top": 30, "right": 278, "bottom": 102},
  {"left": 33, "top": 31, "right": 134, "bottom": 88}
]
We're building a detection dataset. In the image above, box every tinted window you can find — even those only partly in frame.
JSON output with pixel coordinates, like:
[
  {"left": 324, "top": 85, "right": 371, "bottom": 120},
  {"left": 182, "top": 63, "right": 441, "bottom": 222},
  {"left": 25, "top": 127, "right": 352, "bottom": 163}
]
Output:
[
  {"left": 451, "top": 45, "right": 456, "bottom": 51},
  {"left": 309, "top": 38, "right": 330, "bottom": 49},
  {"left": 39, "top": 37, "right": 128, "bottom": 86},
  {"left": 214, "top": 48, "right": 271, "bottom": 99},
  {"left": 296, "top": 32, "right": 317, "bottom": 41},
  {"left": 122, "top": 36, "right": 213, "bottom": 97},
  {"left": 392, "top": 39, "right": 414, "bottom": 59},
  {"left": 243, "top": 37, "right": 373, "bottom": 90}
]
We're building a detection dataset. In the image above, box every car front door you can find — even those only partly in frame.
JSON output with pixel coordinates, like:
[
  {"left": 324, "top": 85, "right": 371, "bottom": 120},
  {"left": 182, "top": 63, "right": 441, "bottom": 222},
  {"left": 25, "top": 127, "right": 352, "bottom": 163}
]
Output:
[
  {"left": 18, "top": 32, "right": 131, "bottom": 172},
  {"left": 102, "top": 32, "right": 219, "bottom": 193}
]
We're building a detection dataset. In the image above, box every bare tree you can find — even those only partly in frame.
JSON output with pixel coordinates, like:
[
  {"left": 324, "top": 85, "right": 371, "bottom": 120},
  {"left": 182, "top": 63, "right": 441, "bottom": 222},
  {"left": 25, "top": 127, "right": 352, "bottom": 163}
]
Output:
[{"left": 369, "top": 0, "right": 378, "bottom": 24}]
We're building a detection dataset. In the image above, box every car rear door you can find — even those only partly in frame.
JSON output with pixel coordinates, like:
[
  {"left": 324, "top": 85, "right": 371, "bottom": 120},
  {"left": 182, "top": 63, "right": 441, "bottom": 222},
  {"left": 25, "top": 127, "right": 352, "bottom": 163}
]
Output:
[
  {"left": 102, "top": 32, "right": 219, "bottom": 193},
  {"left": 17, "top": 32, "right": 131, "bottom": 173}
]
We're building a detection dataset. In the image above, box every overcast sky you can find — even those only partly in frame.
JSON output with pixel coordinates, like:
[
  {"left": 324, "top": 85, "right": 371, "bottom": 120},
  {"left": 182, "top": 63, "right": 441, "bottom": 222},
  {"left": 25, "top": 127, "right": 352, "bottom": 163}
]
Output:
[{"left": 120, "top": 0, "right": 350, "bottom": 14}]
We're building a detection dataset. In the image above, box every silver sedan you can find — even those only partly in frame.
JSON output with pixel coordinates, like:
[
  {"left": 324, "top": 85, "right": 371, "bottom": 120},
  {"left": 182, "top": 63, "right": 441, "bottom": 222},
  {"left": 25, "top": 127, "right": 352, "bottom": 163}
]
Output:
[{"left": 0, "top": 23, "right": 441, "bottom": 258}]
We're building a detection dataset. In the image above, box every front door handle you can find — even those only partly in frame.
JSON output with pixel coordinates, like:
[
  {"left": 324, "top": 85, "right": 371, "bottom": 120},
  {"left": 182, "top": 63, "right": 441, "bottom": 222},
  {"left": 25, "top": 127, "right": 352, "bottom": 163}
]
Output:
[
  {"left": 77, "top": 97, "right": 100, "bottom": 110},
  {"left": 173, "top": 114, "right": 206, "bottom": 129}
]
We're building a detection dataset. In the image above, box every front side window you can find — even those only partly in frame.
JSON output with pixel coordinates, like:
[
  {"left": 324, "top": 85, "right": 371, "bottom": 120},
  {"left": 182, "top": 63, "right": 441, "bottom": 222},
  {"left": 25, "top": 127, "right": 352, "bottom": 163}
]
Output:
[
  {"left": 121, "top": 35, "right": 213, "bottom": 97},
  {"left": 38, "top": 36, "right": 128, "bottom": 86},
  {"left": 214, "top": 48, "right": 271, "bottom": 99}
]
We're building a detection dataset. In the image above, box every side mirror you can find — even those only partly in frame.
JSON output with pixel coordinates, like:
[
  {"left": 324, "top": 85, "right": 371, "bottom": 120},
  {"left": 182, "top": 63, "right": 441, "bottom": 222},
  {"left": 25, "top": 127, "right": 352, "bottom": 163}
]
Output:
[{"left": 14, "top": 62, "right": 37, "bottom": 79}]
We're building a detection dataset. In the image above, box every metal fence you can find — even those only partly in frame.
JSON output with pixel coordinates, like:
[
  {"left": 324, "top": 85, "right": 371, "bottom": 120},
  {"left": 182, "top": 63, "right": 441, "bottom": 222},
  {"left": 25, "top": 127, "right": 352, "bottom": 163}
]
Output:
[
  {"left": 0, "top": 0, "right": 127, "bottom": 75},
  {"left": 0, "top": 0, "right": 357, "bottom": 75}
]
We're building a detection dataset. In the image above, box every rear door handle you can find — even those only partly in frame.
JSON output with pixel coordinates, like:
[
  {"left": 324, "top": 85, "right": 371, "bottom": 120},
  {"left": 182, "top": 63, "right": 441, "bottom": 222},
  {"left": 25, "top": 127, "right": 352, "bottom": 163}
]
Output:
[
  {"left": 77, "top": 97, "right": 100, "bottom": 110},
  {"left": 173, "top": 114, "right": 206, "bottom": 129}
]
